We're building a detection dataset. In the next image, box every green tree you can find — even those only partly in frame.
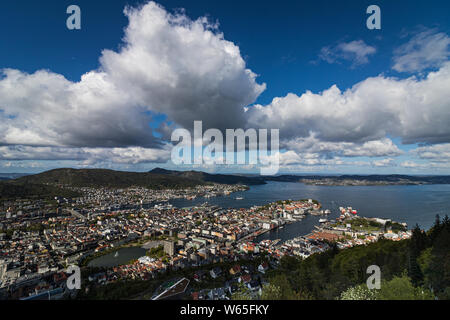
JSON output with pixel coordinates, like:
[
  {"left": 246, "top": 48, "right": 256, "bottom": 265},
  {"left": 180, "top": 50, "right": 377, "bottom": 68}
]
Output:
[
  {"left": 377, "top": 274, "right": 434, "bottom": 300},
  {"left": 231, "top": 282, "right": 253, "bottom": 300},
  {"left": 260, "top": 283, "right": 282, "bottom": 300},
  {"left": 340, "top": 284, "right": 378, "bottom": 300},
  {"left": 261, "top": 274, "right": 299, "bottom": 300},
  {"left": 408, "top": 225, "right": 428, "bottom": 286},
  {"left": 426, "top": 227, "right": 450, "bottom": 299},
  {"left": 417, "top": 247, "right": 433, "bottom": 290}
]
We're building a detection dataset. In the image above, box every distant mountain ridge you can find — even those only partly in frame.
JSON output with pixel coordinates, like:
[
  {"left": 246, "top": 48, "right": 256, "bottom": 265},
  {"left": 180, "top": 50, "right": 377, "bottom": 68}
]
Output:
[
  {"left": 0, "top": 173, "right": 30, "bottom": 180},
  {"left": 12, "top": 167, "right": 266, "bottom": 189},
  {"left": 13, "top": 168, "right": 203, "bottom": 189},
  {"left": 8, "top": 168, "right": 450, "bottom": 191},
  {"left": 265, "top": 174, "right": 450, "bottom": 185},
  {"left": 148, "top": 168, "right": 266, "bottom": 185}
]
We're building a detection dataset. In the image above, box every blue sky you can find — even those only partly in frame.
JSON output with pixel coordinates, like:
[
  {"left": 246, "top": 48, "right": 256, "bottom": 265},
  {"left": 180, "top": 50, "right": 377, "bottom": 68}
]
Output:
[
  {"left": 2, "top": 0, "right": 448, "bottom": 101},
  {"left": 0, "top": 0, "right": 450, "bottom": 174}
]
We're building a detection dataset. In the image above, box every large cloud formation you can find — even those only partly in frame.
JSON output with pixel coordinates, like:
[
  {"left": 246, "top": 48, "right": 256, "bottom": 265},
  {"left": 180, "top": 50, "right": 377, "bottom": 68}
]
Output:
[
  {"left": 0, "top": 69, "right": 154, "bottom": 148},
  {"left": 245, "top": 61, "right": 450, "bottom": 170},
  {"left": 0, "top": 1, "right": 264, "bottom": 165},
  {"left": 0, "top": 145, "right": 170, "bottom": 165},
  {"left": 246, "top": 62, "right": 450, "bottom": 145},
  {"left": 100, "top": 3, "right": 265, "bottom": 131}
]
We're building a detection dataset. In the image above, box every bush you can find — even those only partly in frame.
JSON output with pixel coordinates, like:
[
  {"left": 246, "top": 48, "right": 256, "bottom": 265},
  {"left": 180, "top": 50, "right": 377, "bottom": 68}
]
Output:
[{"left": 340, "top": 284, "right": 378, "bottom": 300}]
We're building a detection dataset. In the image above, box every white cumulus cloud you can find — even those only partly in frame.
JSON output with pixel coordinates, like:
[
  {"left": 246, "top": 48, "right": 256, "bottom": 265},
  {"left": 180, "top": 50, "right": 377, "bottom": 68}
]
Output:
[
  {"left": 246, "top": 62, "right": 450, "bottom": 146},
  {"left": 319, "top": 40, "right": 376, "bottom": 67},
  {"left": 0, "top": 1, "right": 265, "bottom": 151},
  {"left": 393, "top": 29, "right": 450, "bottom": 73}
]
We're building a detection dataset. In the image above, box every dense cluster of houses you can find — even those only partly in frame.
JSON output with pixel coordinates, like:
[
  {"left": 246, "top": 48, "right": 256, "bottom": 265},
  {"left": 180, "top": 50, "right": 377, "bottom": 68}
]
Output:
[{"left": 0, "top": 184, "right": 411, "bottom": 300}]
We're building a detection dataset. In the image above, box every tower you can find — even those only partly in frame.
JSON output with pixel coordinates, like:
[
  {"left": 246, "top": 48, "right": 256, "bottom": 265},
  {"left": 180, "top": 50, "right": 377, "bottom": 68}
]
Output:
[{"left": 163, "top": 240, "right": 175, "bottom": 256}]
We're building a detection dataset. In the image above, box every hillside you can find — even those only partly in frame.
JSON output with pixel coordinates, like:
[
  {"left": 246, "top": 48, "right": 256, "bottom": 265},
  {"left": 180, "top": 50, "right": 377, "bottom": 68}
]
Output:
[
  {"left": 12, "top": 168, "right": 265, "bottom": 190},
  {"left": 0, "top": 181, "right": 80, "bottom": 200},
  {"left": 10, "top": 168, "right": 450, "bottom": 192},
  {"left": 148, "top": 168, "right": 266, "bottom": 185},
  {"left": 14, "top": 168, "right": 209, "bottom": 189}
]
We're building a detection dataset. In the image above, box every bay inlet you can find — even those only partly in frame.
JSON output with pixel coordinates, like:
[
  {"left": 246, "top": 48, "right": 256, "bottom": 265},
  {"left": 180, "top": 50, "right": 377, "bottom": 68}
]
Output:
[{"left": 169, "top": 181, "right": 450, "bottom": 241}]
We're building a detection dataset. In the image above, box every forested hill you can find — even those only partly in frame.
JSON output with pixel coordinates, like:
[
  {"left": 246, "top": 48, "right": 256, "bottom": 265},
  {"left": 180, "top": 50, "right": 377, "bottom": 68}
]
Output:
[
  {"left": 13, "top": 168, "right": 205, "bottom": 189},
  {"left": 0, "top": 181, "right": 80, "bottom": 200},
  {"left": 12, "top": 168, "right": 265, "bottom": 189},
  {"left": 13, "top": 168, "right": 450, "bottom": 189},
  {"left": 148, "top": 168, "right": 265, "bottom": 185}
]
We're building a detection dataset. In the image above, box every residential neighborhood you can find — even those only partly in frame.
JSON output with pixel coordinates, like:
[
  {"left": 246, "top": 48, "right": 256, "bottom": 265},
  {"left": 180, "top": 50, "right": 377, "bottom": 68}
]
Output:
[{"left": 0, "top": 184, "right": 411, "bottom": 300}]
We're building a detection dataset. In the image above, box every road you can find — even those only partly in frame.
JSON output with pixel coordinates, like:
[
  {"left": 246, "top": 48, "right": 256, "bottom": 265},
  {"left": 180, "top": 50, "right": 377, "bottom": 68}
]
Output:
[{"left": 65, "top": 209, "right": 86, "bottom": 221}]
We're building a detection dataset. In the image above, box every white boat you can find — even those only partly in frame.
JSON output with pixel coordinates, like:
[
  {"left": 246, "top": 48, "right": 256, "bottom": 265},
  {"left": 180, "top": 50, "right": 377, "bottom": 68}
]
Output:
[
  {"left": 235, "top": 197, "right": 244, "bottom": 200},
  {"left": 319, "top": 218, "right": 328, "bottom": 223},
  {"left": 114, "top": 251, "right": 119, "bottom": 258}
]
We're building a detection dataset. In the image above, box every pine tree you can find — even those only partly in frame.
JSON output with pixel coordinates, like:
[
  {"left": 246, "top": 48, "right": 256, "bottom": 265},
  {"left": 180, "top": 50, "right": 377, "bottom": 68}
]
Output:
[
  {"left": 429, "top": 215, "right": 442, "bottom": 244},
  {"left": 408, "top": 252, "right": 424, "bottom": 287},
  {"left": 410, "top": 224, "right": 428, "bottom": 256},
  {"left": 427, "top": 227, "right": 450, "bottom": 299},
  {"left": 408, "top": 225, "right": 428, "bottom": 286}
]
